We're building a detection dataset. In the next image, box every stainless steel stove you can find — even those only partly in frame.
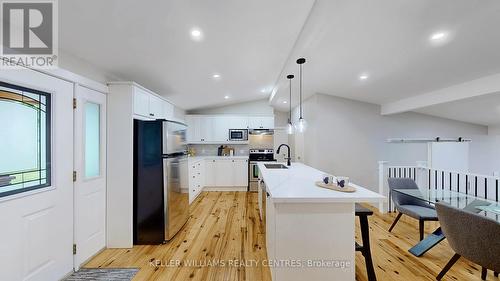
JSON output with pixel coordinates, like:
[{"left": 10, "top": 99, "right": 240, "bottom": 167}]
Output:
[{"left": 248, "top": 149, "right": 275, "bottom": 192}]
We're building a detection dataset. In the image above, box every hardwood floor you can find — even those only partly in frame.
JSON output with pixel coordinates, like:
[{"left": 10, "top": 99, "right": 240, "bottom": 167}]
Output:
[{"left": 85, "top": 192, "right": 498, "bottom": 281}]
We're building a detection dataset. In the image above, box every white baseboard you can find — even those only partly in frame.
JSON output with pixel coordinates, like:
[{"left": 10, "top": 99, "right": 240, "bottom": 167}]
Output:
[{"left": 203, "top": 186, "right": 248, "bottom": 192}]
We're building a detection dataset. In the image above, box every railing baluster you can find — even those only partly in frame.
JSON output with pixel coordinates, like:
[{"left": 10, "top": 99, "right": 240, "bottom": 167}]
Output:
[
  {"left": 466, "top": 175, "right": 468, "bottom": 194},
  {"left": 475, "top": 176, "right": 478, "bottom": 197},
  {"left": 496, "top": 179, "right": 499, "bottom": 202},
  {"left": 484, "top": 178, "right": 488, "bottom": 200},
  {"left": 457, "top": 174, "right": 460, "bottom": 193},
  {"left": 449, "top": 172, "right": 452, "bottom": 190},
  {"left": 428, "top": 169, "right": 431, "bottom": 190},
  {"left": 435, "top": 170, "right": 438, "bottom": 190},
  {"left": 442, "top": 171, "right": 444, "bottom": 190},
  {"left": 413, "top": 168, "right": 416, "bottom": 181}
]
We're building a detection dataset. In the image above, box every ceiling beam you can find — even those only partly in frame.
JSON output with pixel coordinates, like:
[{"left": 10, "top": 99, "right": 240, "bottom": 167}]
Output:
[{"left": 381, "top": 73, "right": 500, "bottom": 115}]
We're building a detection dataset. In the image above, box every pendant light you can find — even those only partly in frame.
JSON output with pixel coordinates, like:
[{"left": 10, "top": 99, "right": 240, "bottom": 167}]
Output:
[
  {"left": 286, "top": 74, "right": 295, "bottom": 135},
  {"left": 295, "top": 57, "right": 307, "bottom": 132}
]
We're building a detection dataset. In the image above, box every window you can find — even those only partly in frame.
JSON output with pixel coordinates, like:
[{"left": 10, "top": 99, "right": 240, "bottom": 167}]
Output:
[
  {"left": 0, "top": 82, "right": 51, "bottom": 197},
  {"left": 84, "top": 102, "right": 100, "bottom": 179}
]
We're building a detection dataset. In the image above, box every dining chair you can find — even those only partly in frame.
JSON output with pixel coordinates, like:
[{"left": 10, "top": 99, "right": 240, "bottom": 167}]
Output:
[
  {"left": 435, "top": 202, "right": 500, "bottom": 280},
  {"left": 387, "top": 178, "right": 438, "bottom": 241}
]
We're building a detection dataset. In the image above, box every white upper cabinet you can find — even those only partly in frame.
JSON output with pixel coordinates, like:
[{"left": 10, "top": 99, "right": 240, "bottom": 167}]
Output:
[
  {"left": 163, "top": 101, "right": 174, "bottom": 120},
  {"left": 185, "top": 115, "right": 273, "bottom": 144},
  {"left": 149, "top": 94, "right": 164, "bottom": 119},
  {"left": 213, "top": 116, "right": 230, "bottom": 142},
  {"left": 248, "top": 116, "right": 274, "bottom": 129},
  {"left": 133, "top": 86, "right": 174, "bottom": 120},
  {"left": 228, "top": 116, "right": 249, "bottom": 129},
  {"left": 133, "top": 87, "right": 150, "bottom": 117}
]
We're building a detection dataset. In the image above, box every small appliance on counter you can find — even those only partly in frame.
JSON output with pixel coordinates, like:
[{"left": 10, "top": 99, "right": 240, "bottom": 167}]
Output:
[
  {"left": 217, "top": 145, "right": 235, "bottom": 156},
  {"left": 248, "top": 149, "right": 276, "bottom": 192}
]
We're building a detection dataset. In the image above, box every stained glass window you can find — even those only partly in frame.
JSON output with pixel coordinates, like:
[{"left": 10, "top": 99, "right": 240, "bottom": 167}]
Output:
[{"left": 0, "top": 82, "right": 51, "bottom": 197}]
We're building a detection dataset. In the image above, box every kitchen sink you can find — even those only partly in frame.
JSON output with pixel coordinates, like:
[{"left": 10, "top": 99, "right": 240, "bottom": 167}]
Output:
[{"left": 264, "top": 164, "right": 288, "bottom": 169}]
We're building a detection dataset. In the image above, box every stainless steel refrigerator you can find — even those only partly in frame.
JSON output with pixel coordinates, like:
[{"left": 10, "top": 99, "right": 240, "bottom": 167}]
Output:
[{"left": 133, "top": 119, "right": 189, "bottom": 244}]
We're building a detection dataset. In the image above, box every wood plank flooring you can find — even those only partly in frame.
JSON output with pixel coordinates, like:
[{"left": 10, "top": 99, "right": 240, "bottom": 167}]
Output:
[{"left": 85, "top": 191, "right": 498, "bottom": 281}]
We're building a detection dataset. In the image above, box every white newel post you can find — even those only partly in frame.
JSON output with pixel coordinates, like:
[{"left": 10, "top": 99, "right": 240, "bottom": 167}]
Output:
[
  {"left": 415, "top": 161, "right": 428, "bottom": 191},
  {"left": 378, "top": 161, "right": 388, "bottom": 213}
]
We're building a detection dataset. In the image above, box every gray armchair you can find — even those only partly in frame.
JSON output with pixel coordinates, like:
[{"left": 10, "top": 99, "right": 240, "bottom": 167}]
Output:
[
  {"left": 387, "top": 178, "right": 438, "bottom": 240},
  {"left": 435, "top": 202, "right": 500, "bottom": 280}
]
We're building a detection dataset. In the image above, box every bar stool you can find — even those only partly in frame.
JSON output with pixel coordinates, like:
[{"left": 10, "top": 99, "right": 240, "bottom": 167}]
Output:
[{"left": 355, "top": 203, "right": 377, "bottom": 281}]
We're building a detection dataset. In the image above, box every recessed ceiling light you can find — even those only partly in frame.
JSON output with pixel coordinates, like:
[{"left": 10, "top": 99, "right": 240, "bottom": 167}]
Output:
[
  {"left": 190, "top": 28, "right": 203, "bottom": 41},
  {"left": 212, "top": 73, "right": 221, "bottom": 79},
  {"left": 429, "top": 31, "right": 451, "bottom": 46},
  {"left": 224, "top": 95, "right": 230, "bottom": 99},
  {"left": 260, "top": 88, "right": 267, "bottom": 93},
  {"left": 359, "top": 74, "right": 369, "bottom": 80},
  {"left": 283, "top": 100, "right": 288, "bottom": 104}
]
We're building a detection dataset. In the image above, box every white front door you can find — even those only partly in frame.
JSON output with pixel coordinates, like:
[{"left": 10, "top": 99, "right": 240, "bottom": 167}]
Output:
[
  {"left": 73, "top": 85, "right": 107, "bottom": 269},
  {"left": 0, "top": 69, "right": 74, "bottom": 281}
]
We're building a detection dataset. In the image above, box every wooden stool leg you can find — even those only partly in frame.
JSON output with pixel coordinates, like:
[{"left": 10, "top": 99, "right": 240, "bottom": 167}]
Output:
[{"left": 359, "top": 215, "right": 377, "bottom": 281}]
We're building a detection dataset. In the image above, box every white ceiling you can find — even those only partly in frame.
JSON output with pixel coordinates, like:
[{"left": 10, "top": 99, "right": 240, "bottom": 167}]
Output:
[
  {"left": 270, "top": 1, "right": 500, "bottom": 114},
  {"left": 59, "top": 0, "right": 500, "bottom": 125},
  {"left": 59, "top": 0, "right": 315, "bottom": 110},
  {"left": 416, "top": 93, "right": 500, "bottom": 126}
]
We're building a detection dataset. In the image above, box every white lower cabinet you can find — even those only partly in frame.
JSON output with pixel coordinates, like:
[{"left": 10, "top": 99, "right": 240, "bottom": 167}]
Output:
[
  {"left": 188, "top": 160, "right": 204, "bottom": 204},
  {"left": 266, "top": 194, "right": 276, "bottom": 281},
  {"left": 204, "top": 159, "right": 217, "bottom": 186},
  {"left": 205, "top": 158, "right": 248, "bottom": 187},
  {"left": 189, "top": 158, "right": 249, "bottom": 203}
]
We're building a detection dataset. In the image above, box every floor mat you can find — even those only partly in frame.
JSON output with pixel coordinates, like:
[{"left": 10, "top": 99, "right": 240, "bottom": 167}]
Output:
[{"left": 64, "top": 268, "right": 139, "bottom": 281}]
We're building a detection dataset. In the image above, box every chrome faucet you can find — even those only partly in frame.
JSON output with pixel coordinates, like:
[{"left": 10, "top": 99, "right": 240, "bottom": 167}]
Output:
[{"left": 277, "top": 144, "right": 291, "bottom": 166}]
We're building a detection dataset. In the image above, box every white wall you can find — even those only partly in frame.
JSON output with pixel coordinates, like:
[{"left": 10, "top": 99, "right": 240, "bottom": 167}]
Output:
[
  {"left": 59, "top": 51, "right": 121, "bottom": 84},
  {"left": 488, "top": 124, "right": 500, "bottom": 135},
  {"left": 188, "top": 99, "right": 274, "bottom": 115},
  {"left": 292, "top": 94, "right": 488, "bottom": 192},
  {"left": 469, "top": 135, "right": 500, "bottom": 176}
]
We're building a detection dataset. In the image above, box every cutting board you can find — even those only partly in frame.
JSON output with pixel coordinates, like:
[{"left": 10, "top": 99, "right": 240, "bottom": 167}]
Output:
[{"left": 315, "top": 181, "right": 356, "bottom": 193}]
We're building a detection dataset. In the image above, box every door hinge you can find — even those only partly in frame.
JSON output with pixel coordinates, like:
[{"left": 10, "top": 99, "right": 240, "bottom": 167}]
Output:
[
  {"left": 73, "top": 98, "right": 77, "bottom": 109},
  {"left": 73, "top": 171, "right": 77, "bottom": 182},
  {"left": 73, "top": 244, "right": 77, "bottom": 255}
]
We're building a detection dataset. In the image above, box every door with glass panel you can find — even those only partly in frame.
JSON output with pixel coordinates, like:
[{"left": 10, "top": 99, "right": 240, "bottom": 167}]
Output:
[
  {"left": 73, "top": 85, "right": 107, "bottom": 269},
  {"left": 0, "top": 70, "right": 74, "bottom": 281}
]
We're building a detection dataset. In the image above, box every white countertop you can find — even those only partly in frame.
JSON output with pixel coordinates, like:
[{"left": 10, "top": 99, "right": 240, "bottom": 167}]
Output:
[
  {"left": 258, "top": 162, "right": 385, "bottom": 203},
  {"left": 188, "top": 155, "right": 249, "bottom": 164}
]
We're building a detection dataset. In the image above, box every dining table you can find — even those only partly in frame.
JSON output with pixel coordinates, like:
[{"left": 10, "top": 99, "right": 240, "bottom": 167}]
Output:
[{"left": 392, "top": 188, "right": 500, "bottom": 257}]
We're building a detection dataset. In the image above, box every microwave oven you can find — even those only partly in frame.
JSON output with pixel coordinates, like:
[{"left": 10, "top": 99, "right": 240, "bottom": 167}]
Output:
[{"left": 229, "top": 129, "right": 248, "bottom": 141}]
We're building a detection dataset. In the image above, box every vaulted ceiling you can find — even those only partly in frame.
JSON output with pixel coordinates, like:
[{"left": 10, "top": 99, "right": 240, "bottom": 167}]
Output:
[
  {"left": 59, "top": 0, "right": 500, "bottom": 125},
  {"left": 59, "top": 0, "right": 315, "bottom": 110}
]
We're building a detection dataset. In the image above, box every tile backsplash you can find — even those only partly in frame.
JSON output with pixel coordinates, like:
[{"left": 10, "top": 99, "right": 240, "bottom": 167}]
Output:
[{"left": 188, "top": 144, "right": 249, "bottom": 156}]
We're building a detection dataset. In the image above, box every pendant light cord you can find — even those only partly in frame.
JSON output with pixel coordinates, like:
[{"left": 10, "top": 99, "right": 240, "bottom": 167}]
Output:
[
  {"left": 299, "top": 63, "right": 303, "bottom": 119},
  {"left": 289, "top": 78, "right": 292, "bottom": 122}
]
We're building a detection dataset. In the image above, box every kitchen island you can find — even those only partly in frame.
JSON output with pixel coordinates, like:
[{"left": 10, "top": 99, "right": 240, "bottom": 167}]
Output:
[{"left": 257, "top": 162, "right": 384, "bottom": 281}]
